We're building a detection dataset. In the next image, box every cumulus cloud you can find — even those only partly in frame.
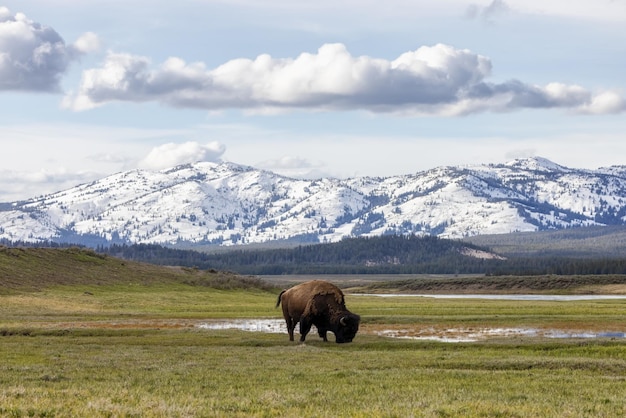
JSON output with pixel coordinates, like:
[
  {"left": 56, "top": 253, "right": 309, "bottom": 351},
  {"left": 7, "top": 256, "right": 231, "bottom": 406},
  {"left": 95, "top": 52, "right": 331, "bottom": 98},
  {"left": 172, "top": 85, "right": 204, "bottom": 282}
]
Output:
[
  {"left": 0, "top": 7, "right": 99, "bottom": 92},
  {"left": 138, "top": 141, "right": 226, "bottom": 171},
  {"left": 71, "top": 32, "right": 101, "bottom": 54},
  {"left": 578, "top": 91, "right": 626, "bottom": 115},
  {"left": 63, "top": 43, "right": 626, "bottom": 116}
]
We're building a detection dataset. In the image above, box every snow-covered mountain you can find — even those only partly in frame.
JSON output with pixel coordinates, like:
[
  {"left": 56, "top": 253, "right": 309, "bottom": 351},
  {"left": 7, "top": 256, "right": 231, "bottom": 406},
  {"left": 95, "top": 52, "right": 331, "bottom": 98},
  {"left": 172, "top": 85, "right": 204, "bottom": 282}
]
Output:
[{"left": 2, "top": 157, "right": 626, "bottom": 247}]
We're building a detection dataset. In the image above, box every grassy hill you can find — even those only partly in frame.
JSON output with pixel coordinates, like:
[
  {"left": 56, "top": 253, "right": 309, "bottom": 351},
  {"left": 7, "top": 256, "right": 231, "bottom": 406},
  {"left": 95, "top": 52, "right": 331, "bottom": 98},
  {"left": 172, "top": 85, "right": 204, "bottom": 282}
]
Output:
[{"left": 0, "top": 246, "right": 270, "bottom": 294}]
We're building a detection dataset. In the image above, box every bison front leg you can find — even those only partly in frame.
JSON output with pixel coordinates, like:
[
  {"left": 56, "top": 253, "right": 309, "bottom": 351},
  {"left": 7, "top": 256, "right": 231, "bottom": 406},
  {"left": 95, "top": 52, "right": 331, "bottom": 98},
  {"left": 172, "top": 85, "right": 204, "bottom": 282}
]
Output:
[
  {"left": 317, "top": 328, "right": 328, "bottom": 342},
  {"left": 299, "top": 317, "right": 313, "bottom": 342}
]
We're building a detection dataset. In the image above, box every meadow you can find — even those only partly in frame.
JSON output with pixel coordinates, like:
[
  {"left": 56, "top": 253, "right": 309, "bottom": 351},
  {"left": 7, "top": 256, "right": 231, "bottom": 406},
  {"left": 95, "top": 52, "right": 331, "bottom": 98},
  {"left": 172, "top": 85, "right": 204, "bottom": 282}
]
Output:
[{"left": 2, "top": 282, "right": 626, "bottom": 417}]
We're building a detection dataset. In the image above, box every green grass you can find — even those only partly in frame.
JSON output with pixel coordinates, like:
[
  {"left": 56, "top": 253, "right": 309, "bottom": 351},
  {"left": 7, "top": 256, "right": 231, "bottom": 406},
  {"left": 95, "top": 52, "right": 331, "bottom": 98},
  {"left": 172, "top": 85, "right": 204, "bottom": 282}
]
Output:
[
  {"left": 352, "top": 295, "right": 626, "bottom": 331},
  {"left": 1, "top": 330, "right": 626, "bottom": 417},
  {"left": 1, "top": 284, "right": 626, "bottom": 417},
  {"left": 2, "top": 248, "right": 626, "bottom": 416}
]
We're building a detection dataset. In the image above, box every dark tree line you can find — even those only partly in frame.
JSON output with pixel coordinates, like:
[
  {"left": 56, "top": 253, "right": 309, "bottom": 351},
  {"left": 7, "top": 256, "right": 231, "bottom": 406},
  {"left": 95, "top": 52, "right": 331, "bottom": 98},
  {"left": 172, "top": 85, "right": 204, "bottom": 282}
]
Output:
[
  {"left": 95, "top": 235, "right": 626, "bottom": 276},
  {"left": 4, "top": 235, "right": 626, "bottom": 276},
  {"left": 0, "top": 239, "right": 77, "bottom": 249}
]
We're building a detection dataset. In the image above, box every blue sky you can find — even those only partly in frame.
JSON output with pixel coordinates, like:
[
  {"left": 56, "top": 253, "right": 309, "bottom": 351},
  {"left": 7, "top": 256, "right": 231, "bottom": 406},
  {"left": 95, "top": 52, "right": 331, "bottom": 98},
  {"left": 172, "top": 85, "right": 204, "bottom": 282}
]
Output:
[{"left": 1, "top": 0, "right": 625, "bottom": 202}]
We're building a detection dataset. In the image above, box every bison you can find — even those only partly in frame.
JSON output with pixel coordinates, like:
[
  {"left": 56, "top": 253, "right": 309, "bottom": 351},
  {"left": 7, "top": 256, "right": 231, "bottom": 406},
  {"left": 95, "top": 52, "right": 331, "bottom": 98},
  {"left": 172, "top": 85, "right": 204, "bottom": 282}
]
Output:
[{"left": 275, "top": 280, "right": 360, "bottom": 343}]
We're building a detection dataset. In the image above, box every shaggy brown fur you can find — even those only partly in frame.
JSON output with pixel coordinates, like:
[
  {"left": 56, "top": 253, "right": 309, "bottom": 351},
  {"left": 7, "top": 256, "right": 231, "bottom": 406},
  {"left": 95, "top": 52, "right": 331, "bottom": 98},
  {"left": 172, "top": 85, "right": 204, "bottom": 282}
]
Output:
[{"left": 276, "top": 280, "right": 359, "bottom": 343}]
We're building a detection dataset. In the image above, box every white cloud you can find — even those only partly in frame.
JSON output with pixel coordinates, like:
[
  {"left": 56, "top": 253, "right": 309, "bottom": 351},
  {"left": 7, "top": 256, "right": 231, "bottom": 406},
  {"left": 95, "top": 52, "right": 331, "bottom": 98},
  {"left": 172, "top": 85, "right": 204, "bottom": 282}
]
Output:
[
  {"left": 63, "top": 43, "right": 625, "bottom": 116},
  {"left": 71, "top": 32, "right": 100, "bottom": 55},
  {"left": 255, "top": 155, "right": 332, "bottom": 179},
  {"left": 466, "top": 0, "right": 511, "bottom": 22},
  {"left": 0, "top": 8, "right": 98, "bottom": 92},
  {"left": 0, "top": 122, "right": 203, "bottom": 201},
  {"left": 579, "top": 91, "right": 626, "bottom": 115},
  {"left": 138, "top": 141, "right": 226, "bottom": 171},
  {"left": 262, "top": 156, "right": 313, "bottom": 169},
  {"left": 0, "top": 168, "right": 98, "bottom": 202}
]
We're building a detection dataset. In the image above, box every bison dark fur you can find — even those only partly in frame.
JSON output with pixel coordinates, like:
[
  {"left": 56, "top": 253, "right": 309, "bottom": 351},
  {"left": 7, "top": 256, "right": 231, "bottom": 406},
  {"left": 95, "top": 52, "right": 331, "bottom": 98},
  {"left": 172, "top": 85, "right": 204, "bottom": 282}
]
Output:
[{"left": 275, "top": 280, "right": 360, "bottom": 343}]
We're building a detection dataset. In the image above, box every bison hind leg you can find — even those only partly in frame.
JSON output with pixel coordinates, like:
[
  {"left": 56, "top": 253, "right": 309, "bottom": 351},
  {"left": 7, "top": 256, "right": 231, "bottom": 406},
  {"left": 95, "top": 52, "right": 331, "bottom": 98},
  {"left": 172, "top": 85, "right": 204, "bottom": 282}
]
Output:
[{"left": 285, "top": 317, "right": 296, "bottom": 341}]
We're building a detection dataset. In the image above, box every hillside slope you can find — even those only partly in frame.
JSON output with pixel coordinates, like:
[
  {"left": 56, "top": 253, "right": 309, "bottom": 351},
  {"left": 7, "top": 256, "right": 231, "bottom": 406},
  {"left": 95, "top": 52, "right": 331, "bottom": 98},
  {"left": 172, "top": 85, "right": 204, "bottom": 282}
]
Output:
[
  {"left": 0, "top": 246, "right": 268, "bottom": 293},
  {"left": 465, "top": 225, "right": 626, "bottom": 258}
]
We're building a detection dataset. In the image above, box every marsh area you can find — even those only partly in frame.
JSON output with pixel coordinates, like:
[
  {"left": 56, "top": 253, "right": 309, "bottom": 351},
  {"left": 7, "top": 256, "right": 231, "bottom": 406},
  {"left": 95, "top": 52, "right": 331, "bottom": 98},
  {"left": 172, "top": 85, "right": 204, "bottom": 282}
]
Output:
[{"left": 198, "top": 293, "right": 626, "bottom": 342}]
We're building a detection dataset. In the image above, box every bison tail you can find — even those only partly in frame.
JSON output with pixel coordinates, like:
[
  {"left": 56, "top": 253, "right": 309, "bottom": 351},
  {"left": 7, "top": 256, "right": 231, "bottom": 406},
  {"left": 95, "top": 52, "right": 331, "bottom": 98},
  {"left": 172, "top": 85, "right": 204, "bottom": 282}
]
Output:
[{"left": 275, "top": 290, "right": 286, "bottom": 308}]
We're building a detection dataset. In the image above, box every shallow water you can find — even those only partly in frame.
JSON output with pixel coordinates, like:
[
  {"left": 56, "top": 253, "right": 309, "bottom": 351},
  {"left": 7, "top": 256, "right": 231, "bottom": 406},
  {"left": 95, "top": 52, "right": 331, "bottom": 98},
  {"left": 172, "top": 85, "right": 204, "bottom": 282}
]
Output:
[
  {"left": 352, "top": 294, "right": 626, "bottom": 301},
  {"left": 197, "top": 319, "right": 626, "bottom": 343},
  {"left": 198, "top": 319, "right": 289, "bottom": 334},
  {"left": 376, "top": 327, "right": 626, "bottom": 343}
]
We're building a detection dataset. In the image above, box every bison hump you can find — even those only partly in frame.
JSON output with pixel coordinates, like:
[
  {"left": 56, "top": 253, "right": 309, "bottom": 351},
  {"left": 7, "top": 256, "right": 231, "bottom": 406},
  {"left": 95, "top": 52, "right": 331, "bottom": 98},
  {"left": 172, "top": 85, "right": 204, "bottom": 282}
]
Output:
[
  {"left": 303, "top": 293, "right": 340, "bottom": 317},
  {"left": 285, "top": 280, "right": 345, "bottom": 317},
  {"left": 302, "top": 280, "right": 345, "bottom": 306}
]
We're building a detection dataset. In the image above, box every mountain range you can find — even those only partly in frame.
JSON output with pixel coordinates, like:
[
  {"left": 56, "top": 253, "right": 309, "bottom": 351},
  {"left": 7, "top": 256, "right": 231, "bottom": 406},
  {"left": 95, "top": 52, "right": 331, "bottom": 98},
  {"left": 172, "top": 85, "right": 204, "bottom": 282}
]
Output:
[{"left": 1, "top": 156, "right": 626, "bottom": 247}]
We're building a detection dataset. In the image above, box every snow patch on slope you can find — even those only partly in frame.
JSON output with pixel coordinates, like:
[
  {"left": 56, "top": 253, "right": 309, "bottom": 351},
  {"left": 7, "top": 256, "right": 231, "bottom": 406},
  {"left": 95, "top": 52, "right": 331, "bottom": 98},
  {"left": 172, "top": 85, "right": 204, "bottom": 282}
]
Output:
[{"left": 1, "top": 157, "right": 625, "bottom": 246}]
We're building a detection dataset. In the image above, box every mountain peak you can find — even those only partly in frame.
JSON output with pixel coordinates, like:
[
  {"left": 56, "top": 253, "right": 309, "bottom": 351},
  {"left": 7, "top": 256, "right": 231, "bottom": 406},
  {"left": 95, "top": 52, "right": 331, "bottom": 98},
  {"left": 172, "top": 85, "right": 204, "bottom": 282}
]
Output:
[
  {"left": 161, "top": 161, "right": 253, "bottom": 174},
  {"left": 504, "top": 156, "right": 568, "bottom": 172},
  {"left": 1, "top": 157, "right": 625, "bottom": 246}
]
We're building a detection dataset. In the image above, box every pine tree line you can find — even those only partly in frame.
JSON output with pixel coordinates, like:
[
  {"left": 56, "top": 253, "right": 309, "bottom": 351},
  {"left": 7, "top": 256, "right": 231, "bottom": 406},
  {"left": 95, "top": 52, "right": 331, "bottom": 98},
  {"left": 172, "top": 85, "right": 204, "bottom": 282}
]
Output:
[{"left": 96, "top": 235, "right": 626, "bottom": 276}]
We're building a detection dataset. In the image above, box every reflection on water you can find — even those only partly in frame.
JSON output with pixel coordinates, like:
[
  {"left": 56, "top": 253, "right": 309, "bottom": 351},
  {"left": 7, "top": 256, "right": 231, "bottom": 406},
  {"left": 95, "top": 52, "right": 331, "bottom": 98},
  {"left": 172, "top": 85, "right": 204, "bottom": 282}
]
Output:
[
  {"left": 377, "top": 327, "right": 534, "bottom": 343},
  {"left": 545, "top": 331, "right": 626, "bottom": 339},
  {"left": 198, "top": 319, "right": 287, "bottom": 333},
  {"left": 198, "top": 319, "right": 320, "bottom": 335},
  {"left": 376, "top": 327, "right": 626, "bottom": 343},
  {"left": 352, "top": 294, "right": 626, "bottom": 301},
  {"left": 197, "top": 319, "right": 625, "bottom": 343}
]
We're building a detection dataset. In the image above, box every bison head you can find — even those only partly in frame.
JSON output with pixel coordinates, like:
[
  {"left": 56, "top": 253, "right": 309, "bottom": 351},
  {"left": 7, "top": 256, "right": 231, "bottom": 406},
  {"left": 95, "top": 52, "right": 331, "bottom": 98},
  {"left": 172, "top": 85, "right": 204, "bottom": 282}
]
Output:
[{"left": 334, "top": 313, "right": 361, "bottom": 343}]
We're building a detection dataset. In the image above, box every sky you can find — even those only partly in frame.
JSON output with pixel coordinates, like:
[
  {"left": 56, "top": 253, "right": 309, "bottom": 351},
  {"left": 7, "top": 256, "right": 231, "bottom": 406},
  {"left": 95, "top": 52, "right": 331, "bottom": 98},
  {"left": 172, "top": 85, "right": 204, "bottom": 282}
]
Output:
[{"left": 1, "top": 0, "right": 625, "bottom": 202}]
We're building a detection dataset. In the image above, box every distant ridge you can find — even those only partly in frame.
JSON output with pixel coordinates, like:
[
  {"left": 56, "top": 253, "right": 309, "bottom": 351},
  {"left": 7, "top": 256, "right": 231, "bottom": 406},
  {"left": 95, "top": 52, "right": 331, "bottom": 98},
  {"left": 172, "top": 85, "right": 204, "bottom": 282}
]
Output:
[
  {"left": 465, "top": 225, "right": 626, "bottom": 258},
  {"left": 1, "top": 157, "right": 626, "bottom": 247}
]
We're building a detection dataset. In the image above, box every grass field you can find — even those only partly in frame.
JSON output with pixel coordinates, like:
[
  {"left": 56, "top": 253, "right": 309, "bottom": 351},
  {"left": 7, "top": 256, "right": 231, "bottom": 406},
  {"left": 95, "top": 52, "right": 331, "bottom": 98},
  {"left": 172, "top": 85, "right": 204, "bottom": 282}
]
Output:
[{"left": 2, "top": 282, "right": 626, "bottom": 417}]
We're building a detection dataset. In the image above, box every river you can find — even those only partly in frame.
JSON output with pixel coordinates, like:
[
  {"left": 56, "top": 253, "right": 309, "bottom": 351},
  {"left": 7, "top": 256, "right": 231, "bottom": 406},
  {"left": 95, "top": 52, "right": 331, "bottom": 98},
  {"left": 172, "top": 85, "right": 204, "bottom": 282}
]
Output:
[{"left": 351, "top": 294, "right": 626, "bottom": 301}]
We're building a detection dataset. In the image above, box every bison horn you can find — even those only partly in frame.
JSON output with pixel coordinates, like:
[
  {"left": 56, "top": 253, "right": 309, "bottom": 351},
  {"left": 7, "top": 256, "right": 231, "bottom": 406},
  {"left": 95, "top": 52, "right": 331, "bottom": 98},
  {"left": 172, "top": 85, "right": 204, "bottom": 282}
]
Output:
[{"left": 340, "top": 316, "right": 347, "bottom": 326}]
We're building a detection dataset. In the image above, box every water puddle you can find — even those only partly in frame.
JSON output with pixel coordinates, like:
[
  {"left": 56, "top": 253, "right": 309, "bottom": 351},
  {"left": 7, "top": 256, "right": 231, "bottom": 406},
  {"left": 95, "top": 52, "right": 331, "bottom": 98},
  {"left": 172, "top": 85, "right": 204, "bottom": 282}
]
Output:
[
  {"left": 543, "top": 331, "right": 626, "bottom": 339},
  {"left": 377, "top": 327, "right": 535, "bottom": 343},
  {"left": 197, "top": 319, "right": 625, "bottom": 343},
  {"left": 198, "top": 319, "right": 290, "bottom": 334},
  {"left": 375, "top": 327, "right": 626, "bottom": 343}
]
